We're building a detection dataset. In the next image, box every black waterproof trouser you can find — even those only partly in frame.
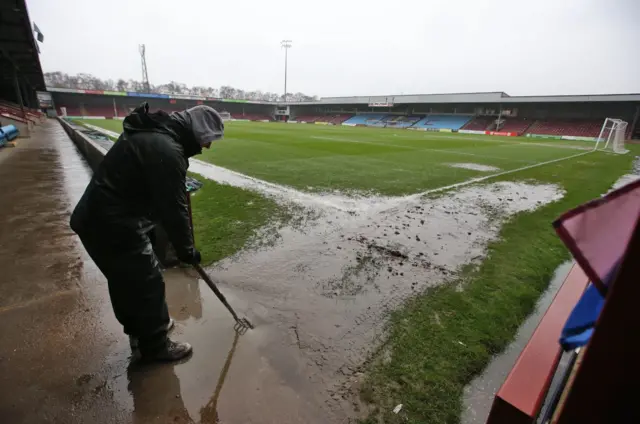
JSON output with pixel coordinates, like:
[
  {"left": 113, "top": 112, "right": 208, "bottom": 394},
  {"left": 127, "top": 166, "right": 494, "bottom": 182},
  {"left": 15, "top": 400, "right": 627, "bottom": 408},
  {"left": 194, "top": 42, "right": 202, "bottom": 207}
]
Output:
[{"left": 78, "top": 231, "right": 170, "bottom": 353}]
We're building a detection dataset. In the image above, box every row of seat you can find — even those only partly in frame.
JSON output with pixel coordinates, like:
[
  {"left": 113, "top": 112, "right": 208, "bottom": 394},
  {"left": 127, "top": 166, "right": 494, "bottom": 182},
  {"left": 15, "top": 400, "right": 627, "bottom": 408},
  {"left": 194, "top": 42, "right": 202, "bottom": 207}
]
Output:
[
  {"left": 498, "top": 117, "right": 534, "bottom": 134},
  {"left": 293, "top": 114, "right": 352, "bottom": 124},
  {"left": 231, "top": 113, "right": 272, "bottom": 121},
  {"left": 461, "top": 116, "right": 494, "bottom": 131},
  {"left": 462, "top": 116, "right": 610, "bottom": 137},
  {"left": 0, "top": 99, "right": 46, "bottom": 138},
  {"left": 527, "top": 119, "right": 604, "bottom": 138},
  {"left": 412, "top": 115, "right": 472, "bottom": 130},
  {"left": 342, "top": 114, "right": 473, "bottom": 130}
]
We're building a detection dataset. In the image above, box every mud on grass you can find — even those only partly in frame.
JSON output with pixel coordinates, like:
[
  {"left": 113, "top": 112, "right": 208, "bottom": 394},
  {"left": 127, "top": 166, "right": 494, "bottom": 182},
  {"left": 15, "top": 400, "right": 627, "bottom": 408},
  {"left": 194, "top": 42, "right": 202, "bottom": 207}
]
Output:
[{"left": 359, "top": 149, "right": 640, "bottom": 424}]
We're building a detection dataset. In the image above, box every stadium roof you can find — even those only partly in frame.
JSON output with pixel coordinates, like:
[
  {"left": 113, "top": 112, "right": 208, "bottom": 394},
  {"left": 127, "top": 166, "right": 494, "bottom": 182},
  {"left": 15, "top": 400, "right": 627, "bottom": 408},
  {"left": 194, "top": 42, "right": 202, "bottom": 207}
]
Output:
[
  {"left": 0, "top": 0, "right": 46, "bottom": 95},
  {"left": 295, "top": 91, "right": 640, "bottom": 106},
  {"left": 48, "top": 88, "right": 640, "bottom": 107}
]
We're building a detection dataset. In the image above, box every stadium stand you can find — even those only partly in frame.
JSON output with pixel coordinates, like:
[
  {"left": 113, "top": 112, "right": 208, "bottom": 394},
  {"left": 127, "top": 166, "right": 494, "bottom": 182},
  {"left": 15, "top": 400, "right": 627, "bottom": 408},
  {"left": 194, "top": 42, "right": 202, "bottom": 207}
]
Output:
[
  {"left": 0, "top": 108, "right": 31, "bottom": 136},
  {"left": 461, "top": 116, "right": 493, "bottom": 131},
  {"left": 55, "top": 104, "right": 118, "bottom": 118},
  {"left": 0, "top": 0, "right": 47, "bottom": 138},
  {"left": 342, "top": 114, "right": 387, "bottom": 126},
  {"left": 47, "top": 90, "right": 639, "bottom": 140},
  {"left": 498, "top": 117, "right": 534, "bottom": 135},
  {"left": 84, "top": 106, "right": 116, "bottom": 118},
  {"left": 0, "top": 99, "right": 46, "bottom": 137},
  {"left": 412, "top": 114, "right": 472, "bottom": 131},
  {"left": 0, "top": 100, "right": 44, "bottom": 124},
  {"left": 231, "top": 113, "right": 271, "bottom": 121},
  {"left": 312, "top": 114, "right": 353, "bottom": 124},
  {"left": 294, "top": 115, "right": 322, "bottom": 122},
  {"left": 526, "top": 119, "right": 604, "bottom": 138},
  {"left": 326, "top": 114, "right": 352, "bottom": 124},
  {"left": 56, "top": 105, "right": 84, "bottom": 117},
  {"left": 383, "top": 115, "right": 422, "bottom": 128}
]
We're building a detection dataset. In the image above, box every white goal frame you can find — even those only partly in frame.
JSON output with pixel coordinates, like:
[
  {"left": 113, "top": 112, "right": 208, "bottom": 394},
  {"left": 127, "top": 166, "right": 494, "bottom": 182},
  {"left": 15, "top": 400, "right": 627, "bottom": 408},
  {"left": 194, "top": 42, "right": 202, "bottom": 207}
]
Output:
[
  {"left": 595, "top": 118, "right": 628, "bottom": 154},
  {"left": 218, "top": 111, "right": 232, "bottom": 122}
]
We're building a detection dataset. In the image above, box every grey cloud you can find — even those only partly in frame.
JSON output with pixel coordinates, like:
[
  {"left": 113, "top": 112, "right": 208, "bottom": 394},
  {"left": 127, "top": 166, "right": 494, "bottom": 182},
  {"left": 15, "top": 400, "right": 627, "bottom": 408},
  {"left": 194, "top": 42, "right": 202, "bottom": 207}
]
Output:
[{"left": 28, "top": 0, "right": 640, "bottom": 97}]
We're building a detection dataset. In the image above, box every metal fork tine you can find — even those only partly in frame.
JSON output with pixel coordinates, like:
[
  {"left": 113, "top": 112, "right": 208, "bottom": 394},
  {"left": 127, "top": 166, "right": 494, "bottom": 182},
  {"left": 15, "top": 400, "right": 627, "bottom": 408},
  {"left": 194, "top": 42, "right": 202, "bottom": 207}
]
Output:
[{"left": 194, "top": 264, "right": 254, "bottom": 333}]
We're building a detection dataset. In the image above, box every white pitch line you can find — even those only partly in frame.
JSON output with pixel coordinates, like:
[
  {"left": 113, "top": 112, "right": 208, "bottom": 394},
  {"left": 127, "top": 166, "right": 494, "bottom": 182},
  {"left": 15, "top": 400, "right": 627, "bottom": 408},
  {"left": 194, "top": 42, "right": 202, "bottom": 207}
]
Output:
[
  {"left": 414, "top": 150, "right": 594, "bottom": 198},
  {"left": 367, "top": 131, "right": 592, "bottom": 151}
]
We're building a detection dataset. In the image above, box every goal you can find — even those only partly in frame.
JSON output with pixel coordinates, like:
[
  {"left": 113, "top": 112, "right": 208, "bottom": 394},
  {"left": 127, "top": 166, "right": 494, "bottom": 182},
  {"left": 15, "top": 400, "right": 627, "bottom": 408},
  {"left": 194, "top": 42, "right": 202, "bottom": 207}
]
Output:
[
  {"left": 595, "top": 118, "right": 628, "bottom": 154},
  {"left": 218, "top": 111, "right": 232, "bottom": 122}
]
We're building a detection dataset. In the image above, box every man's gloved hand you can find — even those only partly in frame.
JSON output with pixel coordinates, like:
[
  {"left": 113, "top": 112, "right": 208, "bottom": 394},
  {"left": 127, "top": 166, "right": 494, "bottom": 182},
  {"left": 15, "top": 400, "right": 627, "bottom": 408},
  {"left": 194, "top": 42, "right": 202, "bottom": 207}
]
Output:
[{"left": 178, "top": 248, "right": 201, "bottom": 265}]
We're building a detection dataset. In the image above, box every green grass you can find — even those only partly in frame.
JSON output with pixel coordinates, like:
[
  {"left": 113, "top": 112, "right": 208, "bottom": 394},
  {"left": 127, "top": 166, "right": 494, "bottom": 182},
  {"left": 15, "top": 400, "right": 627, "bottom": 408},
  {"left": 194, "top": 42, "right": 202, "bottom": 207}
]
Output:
[
  {"left": 74, "top": 118, "right": 124, "bottom": 134},
  {"left": 200, "top": 122, "right": 595, "bottom": 195},
  {"left": 189, "top": 176, "right": 283, "bottom": 264},
  {"left": 360, "top": 147, "right": 639, "bottom": 423},
  {"left": 80, "top": 120, "right": 596, "bottom": 196}
]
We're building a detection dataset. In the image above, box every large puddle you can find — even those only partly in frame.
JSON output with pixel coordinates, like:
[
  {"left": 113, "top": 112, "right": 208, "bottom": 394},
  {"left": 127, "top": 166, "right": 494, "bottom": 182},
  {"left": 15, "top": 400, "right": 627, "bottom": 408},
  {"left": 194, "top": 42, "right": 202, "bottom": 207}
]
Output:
[{"left": 201, "top": 178, "right": 564, "bottom": 414}]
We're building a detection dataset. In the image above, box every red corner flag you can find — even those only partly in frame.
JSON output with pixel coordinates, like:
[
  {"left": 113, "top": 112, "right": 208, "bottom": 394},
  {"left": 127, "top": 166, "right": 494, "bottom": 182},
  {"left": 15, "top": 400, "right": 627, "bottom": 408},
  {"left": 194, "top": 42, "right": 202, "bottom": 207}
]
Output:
[{"left": 553, "top": 178, "right": 640, "bottom": 294}]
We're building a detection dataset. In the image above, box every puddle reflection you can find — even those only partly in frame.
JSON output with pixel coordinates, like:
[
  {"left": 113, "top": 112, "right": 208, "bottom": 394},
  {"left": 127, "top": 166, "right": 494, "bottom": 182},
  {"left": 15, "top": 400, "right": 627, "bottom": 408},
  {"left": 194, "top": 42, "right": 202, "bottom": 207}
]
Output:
[
  {"left": 128, "top": 361, "right": 193, "bottom": 424},
  {"left": 199, "top": 332, "right": 240, "bottom": 423},
  {"left": 127, "top": 331, "right": 240, "bottom": 424}
]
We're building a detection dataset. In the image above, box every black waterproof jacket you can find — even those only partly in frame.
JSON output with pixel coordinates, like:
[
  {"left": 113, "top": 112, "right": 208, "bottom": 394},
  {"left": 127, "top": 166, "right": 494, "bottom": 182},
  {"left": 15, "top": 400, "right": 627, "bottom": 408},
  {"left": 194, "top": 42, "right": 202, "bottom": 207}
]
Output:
[{"left": 70, "top": 104, "right": 202, "bottom": 261}]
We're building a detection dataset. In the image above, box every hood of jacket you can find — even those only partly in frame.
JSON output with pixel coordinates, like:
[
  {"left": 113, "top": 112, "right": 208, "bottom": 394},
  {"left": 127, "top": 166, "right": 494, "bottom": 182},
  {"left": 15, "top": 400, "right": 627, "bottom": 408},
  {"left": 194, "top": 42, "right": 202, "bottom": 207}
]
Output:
[
  {"left": 170, "top": 105, "right": 224, "bottom": 152},
  {"left": 122, "top": 103, "right": 208, "bottom": 158}
]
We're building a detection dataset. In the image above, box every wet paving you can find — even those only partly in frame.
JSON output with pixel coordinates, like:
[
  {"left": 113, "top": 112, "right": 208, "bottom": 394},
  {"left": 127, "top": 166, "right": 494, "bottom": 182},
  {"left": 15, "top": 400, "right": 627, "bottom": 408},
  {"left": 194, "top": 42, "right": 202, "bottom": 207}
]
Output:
[{"left": 0, "top": 122, "right": 338, "bottom": 424}]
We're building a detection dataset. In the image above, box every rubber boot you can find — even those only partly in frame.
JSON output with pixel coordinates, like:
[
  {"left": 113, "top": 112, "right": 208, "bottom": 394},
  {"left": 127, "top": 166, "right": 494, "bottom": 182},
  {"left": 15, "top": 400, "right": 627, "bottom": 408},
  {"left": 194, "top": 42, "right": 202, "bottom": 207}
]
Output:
[
  {"left": 129, "top": 318, "right": 175, "bottom": 351},
  {"left": 141, "top": 340, "right": 193, "bottom": 363}
]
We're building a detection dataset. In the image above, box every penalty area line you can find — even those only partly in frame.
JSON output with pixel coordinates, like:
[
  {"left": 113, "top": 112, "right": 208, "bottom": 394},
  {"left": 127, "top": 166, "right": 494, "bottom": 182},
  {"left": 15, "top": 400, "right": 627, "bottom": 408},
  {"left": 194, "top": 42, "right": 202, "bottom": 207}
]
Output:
[{"left": 419, "top": 150, "right": 594, "bottom": 197}]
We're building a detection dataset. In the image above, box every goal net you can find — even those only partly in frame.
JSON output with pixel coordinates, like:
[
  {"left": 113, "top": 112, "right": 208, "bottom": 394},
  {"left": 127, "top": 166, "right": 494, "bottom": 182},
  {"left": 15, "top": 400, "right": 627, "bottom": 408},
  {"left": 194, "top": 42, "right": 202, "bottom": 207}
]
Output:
[
  {"left": 595, "top": 118, "right": 628, "bottom": 154},
  {"left": 218, "top": 111, "right": 232, "bottom": 122}
]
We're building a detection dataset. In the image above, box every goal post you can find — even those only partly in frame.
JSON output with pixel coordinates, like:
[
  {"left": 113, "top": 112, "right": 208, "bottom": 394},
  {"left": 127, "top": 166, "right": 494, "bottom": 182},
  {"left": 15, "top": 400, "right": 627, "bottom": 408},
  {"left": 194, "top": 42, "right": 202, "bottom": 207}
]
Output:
[
  {"left": 595, "top": 118, "right": 629, "bottom": 154},
  {"left": 218, "top": 111, "right": 232, "bottom": 122}
]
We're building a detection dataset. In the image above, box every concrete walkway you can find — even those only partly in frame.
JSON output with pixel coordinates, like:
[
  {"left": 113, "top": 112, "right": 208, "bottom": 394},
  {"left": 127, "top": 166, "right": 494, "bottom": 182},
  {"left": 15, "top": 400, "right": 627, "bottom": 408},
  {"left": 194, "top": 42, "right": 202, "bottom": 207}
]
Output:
[{"left": 0, "top": 121, "right": 337, "bottom": 424}]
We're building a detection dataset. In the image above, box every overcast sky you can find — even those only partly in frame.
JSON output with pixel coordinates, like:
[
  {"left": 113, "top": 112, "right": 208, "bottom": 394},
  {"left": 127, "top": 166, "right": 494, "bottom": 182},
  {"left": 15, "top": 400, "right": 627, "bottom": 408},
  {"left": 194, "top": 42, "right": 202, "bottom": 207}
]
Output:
[{"left": 28, "top": 0, "right": 640, "bottom": 98}]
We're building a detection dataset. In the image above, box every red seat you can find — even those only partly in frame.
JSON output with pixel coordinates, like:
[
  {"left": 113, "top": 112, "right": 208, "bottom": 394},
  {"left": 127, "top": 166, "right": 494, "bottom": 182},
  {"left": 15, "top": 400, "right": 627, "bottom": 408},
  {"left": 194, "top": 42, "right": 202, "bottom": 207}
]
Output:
[
  {"left": 462, "top": 116, "right": 493, "bottom": 131},
  {"left": 500, "top": 118, "right": 533, "bottom": 135},
  {"left": 526, "top": 119, "right": 604, "bottom": 138}
]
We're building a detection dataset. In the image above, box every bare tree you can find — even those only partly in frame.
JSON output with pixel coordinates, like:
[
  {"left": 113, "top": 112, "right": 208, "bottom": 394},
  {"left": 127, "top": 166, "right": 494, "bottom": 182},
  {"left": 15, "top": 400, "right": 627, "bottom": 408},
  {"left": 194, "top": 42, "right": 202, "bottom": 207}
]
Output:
[
  {"left": 44, "top": 71, "right": 317, "bottom": 101},
  {"left": 219, "top": 86, "right": 235, "bottom": 99},
  {"left": 116, "top": 79, "right": 128, "bottom": 92},
  {"left": 44, "top": 71, "right": 69, "bottom": 88}
]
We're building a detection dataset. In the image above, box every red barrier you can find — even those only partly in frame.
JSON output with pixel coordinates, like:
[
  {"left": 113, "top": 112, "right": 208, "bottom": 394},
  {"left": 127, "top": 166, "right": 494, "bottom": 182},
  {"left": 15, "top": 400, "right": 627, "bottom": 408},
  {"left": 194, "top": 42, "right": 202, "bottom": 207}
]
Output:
[
  {"left": 1, "top": 112, "right": 29, "bottom": 124},
  {"left": 486, "top": 264, "right": 589, "bottom": 424}
]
